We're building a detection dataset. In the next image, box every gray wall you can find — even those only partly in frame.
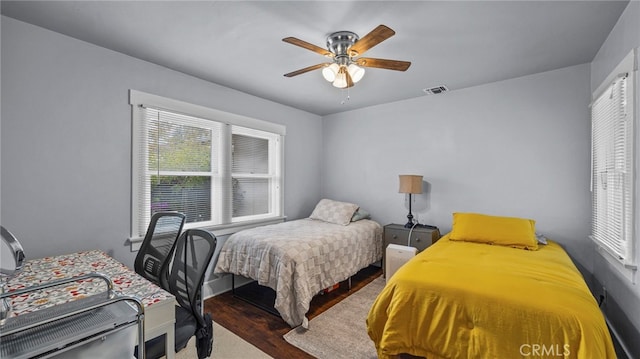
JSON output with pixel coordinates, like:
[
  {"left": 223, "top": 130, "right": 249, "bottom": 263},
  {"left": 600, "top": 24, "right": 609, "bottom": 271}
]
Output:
[
  {"left": 3, "top": 7, "right": 639, "bottom": 354},
  {"left": 322, "top": 63, "right": 593, "bottom": 269},
  {"left": 0, "top": 16, "right": 323, "bottom": 267},
  {"left": 589, "top": 1, "right": 640, "bottom": 356}
]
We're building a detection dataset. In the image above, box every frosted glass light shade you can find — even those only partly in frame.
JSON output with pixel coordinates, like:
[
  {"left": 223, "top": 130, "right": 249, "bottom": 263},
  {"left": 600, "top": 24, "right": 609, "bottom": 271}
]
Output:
[
  {"left": 323, "top": 62, "right": 365, "bottom": 88},
  {"left": 322, "top": 63, "right": 339, "bottom": 82},
  {"left": 347, "top": 64, "right": 365, "bottom": 83}
]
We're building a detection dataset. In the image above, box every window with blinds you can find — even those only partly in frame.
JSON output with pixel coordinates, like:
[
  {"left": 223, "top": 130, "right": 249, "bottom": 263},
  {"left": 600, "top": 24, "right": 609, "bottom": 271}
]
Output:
[
  {"left": 231, "top": 127, "right": 275, "bottom": 220},
  {"left": 590, "top": 50, "right": 636, "bottom": 269},
  {"left": 130, "top": 91, "right": 284, "bottom": 239}
]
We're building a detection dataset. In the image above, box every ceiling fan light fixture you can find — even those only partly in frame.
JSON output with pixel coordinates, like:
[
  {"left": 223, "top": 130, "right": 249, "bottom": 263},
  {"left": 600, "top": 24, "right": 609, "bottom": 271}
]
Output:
[
  {"left": 283, "top": 25, "right": 411, "bottom": 90},
  {"left": 322, "top": 63, "right": 340, "bottom": 82},
  {"left": 332, "top": 67, "right": 348, "bottom": 88},
  {"left": 347, "top": 64, "right": 365, "bottom": 83}
]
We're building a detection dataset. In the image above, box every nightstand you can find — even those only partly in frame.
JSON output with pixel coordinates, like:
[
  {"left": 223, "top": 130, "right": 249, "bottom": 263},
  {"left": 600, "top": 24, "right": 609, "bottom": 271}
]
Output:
[{"left": 383, "top": 223, "right": 441, "bottom": 277}]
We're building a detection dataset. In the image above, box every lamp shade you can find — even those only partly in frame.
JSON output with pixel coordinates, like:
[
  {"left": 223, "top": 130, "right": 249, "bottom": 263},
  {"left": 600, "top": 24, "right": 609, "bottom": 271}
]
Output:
[
  {"left": 399, "top": 175, "right": 423, "bottom": 194},
  {"left": 322, "top": 63, "right": 339, "bottom": 82},
  {"left": 347, "top": 64, "right": 365, "bottom": 83}
]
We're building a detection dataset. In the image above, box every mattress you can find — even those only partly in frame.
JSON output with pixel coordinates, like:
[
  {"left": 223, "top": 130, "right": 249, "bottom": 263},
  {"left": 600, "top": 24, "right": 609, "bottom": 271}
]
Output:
[
  {"left": 367, "top": 234, "right": 616, "bottom": 359},
  {"left": 214, "top": 218, "right": 382, "bottom": 327}
]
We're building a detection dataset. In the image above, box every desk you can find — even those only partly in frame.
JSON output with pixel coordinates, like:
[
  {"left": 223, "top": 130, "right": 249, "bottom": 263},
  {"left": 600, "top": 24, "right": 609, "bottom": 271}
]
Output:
[{"left": 5, "top": 250, "right": 176, "bottom": 359}]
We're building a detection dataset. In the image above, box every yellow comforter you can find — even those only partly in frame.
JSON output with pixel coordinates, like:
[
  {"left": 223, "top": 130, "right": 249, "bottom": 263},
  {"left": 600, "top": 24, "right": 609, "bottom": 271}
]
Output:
[{"left": 367, "top": 235, "right": 615, "bottom": 359}]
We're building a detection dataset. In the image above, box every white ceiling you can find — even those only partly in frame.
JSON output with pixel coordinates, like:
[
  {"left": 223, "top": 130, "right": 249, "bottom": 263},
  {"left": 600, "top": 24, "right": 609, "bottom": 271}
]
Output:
[{"left": 1, "top": 1, "right": 629, "bottom": 116}]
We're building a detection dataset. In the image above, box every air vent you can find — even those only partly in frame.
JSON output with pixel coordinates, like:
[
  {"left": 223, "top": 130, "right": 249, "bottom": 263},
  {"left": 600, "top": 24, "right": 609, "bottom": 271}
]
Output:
[{"left": 422, "top": 85, "right": 449, "bottom": 95}]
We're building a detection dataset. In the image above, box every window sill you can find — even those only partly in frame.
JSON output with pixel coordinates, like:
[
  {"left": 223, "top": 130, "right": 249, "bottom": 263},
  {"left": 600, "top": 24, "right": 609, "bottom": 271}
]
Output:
[
  {"left": 591, "top": 237, "right": 637, "bottom": 284},
  {"left": 128, "top": 216, "right": 287, "bottom": 252}
]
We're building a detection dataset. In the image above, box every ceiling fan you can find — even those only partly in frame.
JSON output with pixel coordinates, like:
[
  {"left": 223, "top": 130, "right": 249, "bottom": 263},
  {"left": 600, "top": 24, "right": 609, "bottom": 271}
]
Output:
[{"left": 283, "top": 24, "right": 411, "bottom": 89}]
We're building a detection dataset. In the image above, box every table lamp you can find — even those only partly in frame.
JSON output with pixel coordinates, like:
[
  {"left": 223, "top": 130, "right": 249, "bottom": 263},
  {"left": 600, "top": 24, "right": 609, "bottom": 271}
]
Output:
[{"left": 399, "top": 175, "right": 423, "bottom": 228}]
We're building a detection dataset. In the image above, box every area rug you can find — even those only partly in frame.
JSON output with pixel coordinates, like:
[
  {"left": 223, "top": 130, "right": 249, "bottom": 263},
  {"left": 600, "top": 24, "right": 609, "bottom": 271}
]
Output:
[
  {"left": 173, "top": 321, "right": 273, "bottom": 359},
  {"left": 283, "top": 276, "right": 384, "bottom": 359}
]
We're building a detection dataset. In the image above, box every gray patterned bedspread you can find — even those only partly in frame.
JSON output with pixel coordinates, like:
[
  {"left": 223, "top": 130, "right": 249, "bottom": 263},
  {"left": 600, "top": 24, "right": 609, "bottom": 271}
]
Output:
[{"left": 213, "top": 218, "right": 383, "bottom": 327}]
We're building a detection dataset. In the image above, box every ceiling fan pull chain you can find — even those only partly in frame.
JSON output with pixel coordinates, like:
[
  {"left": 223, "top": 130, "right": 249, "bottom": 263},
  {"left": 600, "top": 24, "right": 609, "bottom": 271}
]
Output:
[{"left": 340, "top": 88, "right": 351, "bottom": 105}]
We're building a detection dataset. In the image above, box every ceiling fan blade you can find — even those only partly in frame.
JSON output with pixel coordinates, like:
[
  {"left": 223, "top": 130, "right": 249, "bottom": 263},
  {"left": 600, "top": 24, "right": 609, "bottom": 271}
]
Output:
[
  {"left": 283, "top": 37, "right": 333, "bottom": 57},
  {"left": 356, "top": 57, "right": 411, "bottom": 71},
  {"left": 284, "top": 63, "right": 328, "bottom": 77},
  {"left": 348, "top": 25, "right": 395, "bottom": 56}
]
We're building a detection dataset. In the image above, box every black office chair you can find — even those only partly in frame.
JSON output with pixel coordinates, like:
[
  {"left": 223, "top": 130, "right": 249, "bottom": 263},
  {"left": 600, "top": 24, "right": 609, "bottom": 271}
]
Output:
[
  {"left": 141, "top": 228, "right": 217, "bottom": 359},
  {"left": 134, "top": 212, "right": 186, "bottom": 289}
]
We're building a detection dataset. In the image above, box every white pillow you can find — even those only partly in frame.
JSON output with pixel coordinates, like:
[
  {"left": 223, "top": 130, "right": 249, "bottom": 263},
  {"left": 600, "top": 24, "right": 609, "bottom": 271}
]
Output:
[
  {"left": 536, "top": 232, "right": 548, "bottom": 245},
  {"left": 309, "top": 199, "right": 359, "bottom": 226},
  {"left": 351, "top": 208, "right": 371, "bottom": 222}
]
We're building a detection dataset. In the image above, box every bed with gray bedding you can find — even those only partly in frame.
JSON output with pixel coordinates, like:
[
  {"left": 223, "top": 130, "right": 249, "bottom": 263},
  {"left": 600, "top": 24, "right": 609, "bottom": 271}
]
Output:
[{"left": 213, "top": 217, "right": 382, "bottom": 327}]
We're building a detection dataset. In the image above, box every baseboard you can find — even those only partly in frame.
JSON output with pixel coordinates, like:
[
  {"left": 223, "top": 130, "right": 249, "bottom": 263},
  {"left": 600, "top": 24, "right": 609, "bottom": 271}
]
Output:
[
  {"left": 604, "top": 295, "right": 639, "bottom": 359},
  {"left": 202, "top": 275, "right": 227, "bottom": 300},
  {"left": 202, "top": 273, "right": 253, "bottom": 300},
  {"left": 604, "top": 316, "right": 632, "bottom": 359},
  {"left": 592, "top": 276, "right": 640, "bottom": 359}
]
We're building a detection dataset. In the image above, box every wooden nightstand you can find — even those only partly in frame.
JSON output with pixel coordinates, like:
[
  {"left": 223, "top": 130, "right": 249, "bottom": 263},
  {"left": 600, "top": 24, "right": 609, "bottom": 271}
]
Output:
[{"left": 383, "top": 224, "right": 441, "bottom": 277}]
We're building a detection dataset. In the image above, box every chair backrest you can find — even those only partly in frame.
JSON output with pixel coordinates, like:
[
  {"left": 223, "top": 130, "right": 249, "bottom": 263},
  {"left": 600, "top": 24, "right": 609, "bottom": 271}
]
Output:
[
  {"left": 134, "top": 212, "right": 186, "bottom": 289},
  {"left": 167, "top": 229, "right": 216, "bottom": 324}
]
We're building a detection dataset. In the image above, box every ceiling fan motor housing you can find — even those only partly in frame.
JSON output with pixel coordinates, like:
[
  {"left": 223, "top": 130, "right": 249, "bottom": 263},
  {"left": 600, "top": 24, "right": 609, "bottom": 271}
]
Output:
[{"left": 327, "top": 31, "right": 359, "bottom": 61}]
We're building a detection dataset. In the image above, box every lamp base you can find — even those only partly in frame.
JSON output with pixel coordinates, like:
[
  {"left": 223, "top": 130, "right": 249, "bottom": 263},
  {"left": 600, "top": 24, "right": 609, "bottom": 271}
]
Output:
[{"left": 404, "top": 213, "right": 414, "bottom": 228}]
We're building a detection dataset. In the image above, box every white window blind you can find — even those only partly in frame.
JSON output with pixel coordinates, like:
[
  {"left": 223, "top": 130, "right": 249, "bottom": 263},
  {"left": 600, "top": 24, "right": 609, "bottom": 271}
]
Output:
[
  {"left": 134, "top": 107, "right": 224, "bottom": 237},
  {"left": 130, "top": 91, "right": 284, "bottom": 239},
  {"left": 591, "top": 72, "right": 635, "bottom": 267},
  {"left": 231, "top": 126, "right": 280, "bottom": 221}
]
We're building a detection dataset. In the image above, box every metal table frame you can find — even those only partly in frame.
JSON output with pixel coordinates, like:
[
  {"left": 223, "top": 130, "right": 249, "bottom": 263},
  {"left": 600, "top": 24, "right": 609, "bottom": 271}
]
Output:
[{"left": 0, "top": 272, "right": 145, "bottom": 359}]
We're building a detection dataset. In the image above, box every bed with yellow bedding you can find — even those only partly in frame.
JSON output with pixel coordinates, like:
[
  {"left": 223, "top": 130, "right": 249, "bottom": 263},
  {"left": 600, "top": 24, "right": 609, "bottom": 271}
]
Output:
[{"left": 367, "top": 214, "right": 615, "bottom": 359}]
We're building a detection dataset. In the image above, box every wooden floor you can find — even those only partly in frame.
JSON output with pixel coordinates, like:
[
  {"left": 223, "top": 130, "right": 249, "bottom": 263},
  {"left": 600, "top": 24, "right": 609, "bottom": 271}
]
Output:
[{"left": 204, "top": 265, "right": 382, "bottom": 359}]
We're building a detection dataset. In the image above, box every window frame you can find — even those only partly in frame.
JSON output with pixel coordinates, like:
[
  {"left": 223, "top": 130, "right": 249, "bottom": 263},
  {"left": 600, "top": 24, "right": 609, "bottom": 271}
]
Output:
[
  {"left": 230, "top": 126, "right": 282, "bottom": 224},
  {"left": 590, "top": 49, "right": 638, "bottom": 280},
  {"left": 129, "top": 90, "right": 285, "bottom": 249}
]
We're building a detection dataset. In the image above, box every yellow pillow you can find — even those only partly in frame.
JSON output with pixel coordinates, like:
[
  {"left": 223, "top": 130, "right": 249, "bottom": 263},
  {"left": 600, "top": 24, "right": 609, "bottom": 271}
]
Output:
[{"left": 449, "top": 212, "right": 538, "bottom": 250}]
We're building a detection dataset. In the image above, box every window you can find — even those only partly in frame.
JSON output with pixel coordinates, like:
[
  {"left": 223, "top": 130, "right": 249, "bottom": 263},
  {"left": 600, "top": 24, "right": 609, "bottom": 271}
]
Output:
[
  {"left": 130, "top": 90, "right": 284, "bottom": 240},
  {"left": 590, "top": 49, "right": 637, "bottom": 270},
  {"left": 231, "top": 127, "right": 279, "bottom": 220}
]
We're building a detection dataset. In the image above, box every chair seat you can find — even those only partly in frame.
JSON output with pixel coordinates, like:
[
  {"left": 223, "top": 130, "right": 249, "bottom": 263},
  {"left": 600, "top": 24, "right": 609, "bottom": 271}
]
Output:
[{"left": 175, "top": 305, "right": 198, "bottom": 351}]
